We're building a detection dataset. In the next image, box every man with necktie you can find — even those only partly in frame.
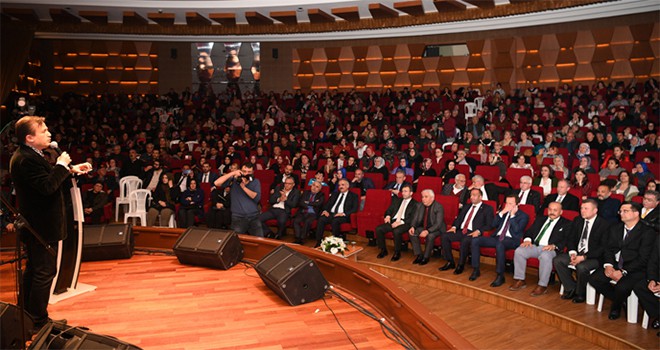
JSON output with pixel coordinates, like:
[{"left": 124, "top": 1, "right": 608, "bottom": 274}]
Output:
[
  {"left": 293, "top": 180, "right": 325, "bottom": 244},
  {"left": 314, "top": 179, "right": 358, "bottom": 247},
  {"left": 384, "top": 170, "right": 412, "bottom": 198},
  {"left": 259, "top": 176, "right": 300, "bottom": 239},
  {"left": 589, "top": 202, "right": 656, "bottom": 320},
  {"left": 511, "top": 175, "right": 542, "bottom": 213},
  {"left": 440, "top": 188, "right": 494, "bottom": 274},
  {"left": 408, "top": 189, "right": 445, "bottom": 265},
  {"left": 470, "top": 195, "right": 529, "bottom": 286},
  {"left": 540, "top": 179, "right": 580, "bottom": 214},
  {"left": 553, "top": 199, "right": 607, "bottom": 303},
  {"left": 510, "top": 202, "right": 571, "bottom": 296},
  {"left": 197, "top": 162, "right": 219, "bottom": 184},
  {"left": 640, "top": 190, "right": 659, "bottom": 230},
  {"left": 375, "top": 184, "right": 418, "bottom": 261}
]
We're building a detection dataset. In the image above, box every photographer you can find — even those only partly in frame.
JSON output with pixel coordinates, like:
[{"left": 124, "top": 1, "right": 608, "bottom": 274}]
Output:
[{"left": 214, "top": 162, "right": 263, "bottom": 236}]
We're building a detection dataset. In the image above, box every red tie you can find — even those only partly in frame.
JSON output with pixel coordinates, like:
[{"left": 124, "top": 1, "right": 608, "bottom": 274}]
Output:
[
  {"left": 422, "top": 206, "right": 430, "bottom": 229},
  {"left": 462, "top": 205, "right": 476, "bottom": 234}
]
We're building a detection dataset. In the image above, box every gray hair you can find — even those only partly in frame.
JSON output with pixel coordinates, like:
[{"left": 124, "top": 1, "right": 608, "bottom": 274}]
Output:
[{"left": 421, "top": 189, "right": 435, "bottom": 198}]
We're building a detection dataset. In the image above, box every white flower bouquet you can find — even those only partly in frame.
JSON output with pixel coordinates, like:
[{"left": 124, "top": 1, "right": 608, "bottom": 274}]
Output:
[{"left": 320, "top": 236, "right": 347, "bottom": 256}]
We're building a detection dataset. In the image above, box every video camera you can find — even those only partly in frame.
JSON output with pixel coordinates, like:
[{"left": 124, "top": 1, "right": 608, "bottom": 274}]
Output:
[{"left": 236, "top": 174, "right": 254, "bottom": 183}]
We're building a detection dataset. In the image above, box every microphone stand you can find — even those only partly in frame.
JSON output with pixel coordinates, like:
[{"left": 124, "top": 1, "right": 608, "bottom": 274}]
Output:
[{"left": 0, "top": 194, "right": 55, "bottom": 350}]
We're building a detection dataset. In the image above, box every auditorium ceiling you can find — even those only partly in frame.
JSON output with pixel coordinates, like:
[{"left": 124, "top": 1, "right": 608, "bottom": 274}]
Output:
[{"left": 1, "top": 0, "right": 658, "bottom": 41}]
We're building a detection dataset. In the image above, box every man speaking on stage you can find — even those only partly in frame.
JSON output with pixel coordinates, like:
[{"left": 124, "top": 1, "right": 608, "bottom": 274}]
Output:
[{"left": 9, "top": 116, "right": 91, "bottom": 330}]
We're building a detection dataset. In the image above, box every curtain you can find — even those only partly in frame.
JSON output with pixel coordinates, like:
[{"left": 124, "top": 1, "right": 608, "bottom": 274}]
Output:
[{"left": 1, "top": 21, "right": 34, "bottom": 105}]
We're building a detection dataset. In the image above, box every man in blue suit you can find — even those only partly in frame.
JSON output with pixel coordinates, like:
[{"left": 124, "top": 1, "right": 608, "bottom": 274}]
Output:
[{"left": 470, "top": 195, "right": 529, "bottom": 286}]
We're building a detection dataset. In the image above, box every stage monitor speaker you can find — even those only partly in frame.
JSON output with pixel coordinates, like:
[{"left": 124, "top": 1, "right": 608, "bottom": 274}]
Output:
[
  {"left": 173, "top": 228, "right": 243, "bottom": 270},
  {"left": 0, "top": 302, "right": 34, "bottom": 350},
  {"left": 29, "top": 320, "right": 142, "bottom": 350},
  {"left": 82, "top": 223, "right": 134, "bottom": 261},
  {"left": 255, "top": 244, "right": 328, "bottom": 306}
]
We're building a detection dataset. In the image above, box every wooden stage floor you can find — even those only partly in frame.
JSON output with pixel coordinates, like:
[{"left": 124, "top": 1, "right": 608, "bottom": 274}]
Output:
[{"left": 1, "top": 233, "right": 658, "bottom": 349}]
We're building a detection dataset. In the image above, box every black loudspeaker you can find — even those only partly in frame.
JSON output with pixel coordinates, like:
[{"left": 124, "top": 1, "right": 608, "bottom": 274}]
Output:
[
  {"left": 173, "top": 228, "right": 244, "bottom": 270},
  {"left": 170, "top": 48, "right": 178, "bottom": 59},
  {"left": 82, "top": 223, "right": 134, "bottom": 261},
  {"left": 255, "top": 245, "right": 328, "bottom": 306},
  {"left": 272, "top": 48, "right": 278, "bottom": 59},
  {"left": 29, "top": 321, "right": 142, "bottom": 350},
  {"left": 0, "top": 302, "right": 34, "bottom": 350}
]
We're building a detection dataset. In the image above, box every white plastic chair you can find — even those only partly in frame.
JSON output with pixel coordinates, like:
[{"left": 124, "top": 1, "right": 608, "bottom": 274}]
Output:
[
  {"left": 115, "top": 176, "right": 143, "bottom": 221},
  {"left": 124, "top": 189, "right": 151, "bottom": 226},
  {"left": 185, "top": 141, "right": 199, "bottom": 152},
  {"left": 597, "top": 290, "right": 640, "bottom": 324},
  {"left": 464, "top": 102, "right": 477, "bottom": 125},
  {"left": 474, "top": 97, "right": 485, "bottom": 111}
]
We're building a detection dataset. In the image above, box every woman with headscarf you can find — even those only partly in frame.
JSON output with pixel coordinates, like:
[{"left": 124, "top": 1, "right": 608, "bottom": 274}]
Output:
[
  {"left": 367, "top": 156, "right": 389, "bottom": 182},
  {"left": 633, "top": 162, "right": 655, "bottom": 193},
  {"left": 572, "top": 156, "right": 597, "bottom": 175},
  {"left": 550, "top": 155, "right": 570, "bottom": 180},
  {"left": 391, "top": 158, "right": 414, "bottom": 176},
  {"left": 575, "top": 143, "right": 591, "bottom": 160},
  {"left": 440, "top": 160, "right": 459, "bottom": 185},
  {"left": 178, "top": 179, "right": 204, "bottom": 228}
]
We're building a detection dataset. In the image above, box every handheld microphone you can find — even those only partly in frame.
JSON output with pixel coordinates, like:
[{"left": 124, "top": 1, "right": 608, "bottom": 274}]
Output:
[{"left": 49, "top": 141, "right": 62, "bottom": 155}]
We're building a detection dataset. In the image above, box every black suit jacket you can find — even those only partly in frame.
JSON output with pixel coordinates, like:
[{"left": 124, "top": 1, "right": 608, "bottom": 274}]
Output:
[
  {"left": 323, "top": 190, "right": 359, "bottom": 216},
  {"left": 452, "top": 201, "right": 494, "bottom": 233},
  {"left": 595, "top": 197, "right": 621, "bottom": 223},
  {"left": 269, "top": 184, "right": 301, "bottom": 215},
  {"left": 10, "top": 144, "right": 71, "bottom": 242},
  {"left": 411, "top": 201, "right": 446, "bottom": 235},
  {"left": 523, "top": 216, "right": 570, "bottom": 250},
  {"left": 565, "top": 215, "right": 608, "bottom": 261},
  {"left": 511, "top": 188, "right": 542, "bottom": 212},
  {"left": 297, "top": 190, "right": 325, "bottom": 218},
  {"left": 603, "top": 221, "right": 656, "bottom": 274},
  {"left": 641, "top": 207, "right": 659, "bottom": 231},
  {"left": 384, "top": 181, "right": 412, "bottom": 192},
  {"left": 541, "top": 192, "right": 580, "bottom": 213},
  {"left": 460, "top": 183, "right": 508, "bottom": 206},
  {"left": 271, "top": 173, "right": 300, "bottom": 190},
  {"left": 384, "top": 197, "right": 418, "bottom": 225}
]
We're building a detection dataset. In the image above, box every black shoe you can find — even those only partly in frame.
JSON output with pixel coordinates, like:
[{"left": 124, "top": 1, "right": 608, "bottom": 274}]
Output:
[
  {"left": 419, "top": 258, "right": 429, "bottom": 265},
  {"left": 468, "top": 269, "right": 480, "bottom": 281},
  {"left": 367, "top": 238, "right": 377, "bottom": 247},
  {"left": 453, "top": 265, "right": 464, "bottom": 275},
  {"left": 561, "top": 289, "right": 575, "bottom": 300},
  {"left": 390, "top": 252, "right": 401, "bottom": 261},
  {"left": 651, "top": 318, "right": 660, "bottom": 330},
  {"left": 438, "top": 262, "right": 455, "bottom": 271},
  {"left": 400, "top": 242, "right": 409, "bottom": 252},
  {"left": 608, "top": 309, "right": 621, "bottom": 320},
  {"left": 572, "top": 296, "right": 586, "bottom": 304},
  {"left": 377, "top": 250, "right": 388, "bottom": 259},
  {"left": 265, "top": 231, "right": 275, "bottom": 239},
  {"left": 412, "top": 255, "right": 422, "bottom": 264},
  {"left": 490, "top": 274, "right": 505, "bottom": 287}
]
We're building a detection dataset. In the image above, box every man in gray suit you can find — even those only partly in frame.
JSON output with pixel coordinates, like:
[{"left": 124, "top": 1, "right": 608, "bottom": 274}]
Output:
[{"left": 408, "top": 189, "right": 446, "bottom": 265}]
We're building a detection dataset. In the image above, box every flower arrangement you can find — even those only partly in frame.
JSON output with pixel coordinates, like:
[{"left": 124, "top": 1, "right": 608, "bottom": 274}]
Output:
[{"left": 320, "top": 236, "right": 347, "bottom": 256}]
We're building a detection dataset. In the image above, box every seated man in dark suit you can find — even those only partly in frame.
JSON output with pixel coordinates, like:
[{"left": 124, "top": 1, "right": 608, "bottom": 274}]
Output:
[
  {"left": 540, "top": 179, "right": 580, "bottom": 214},
  {"left": 441, "top": 173, "right": 467, "bottom": 200},
  {"left": 594, "top": 184, "right": 621, "bottom": 223},
  {"left": 640, "top": 190, "right": 659, "bottom": 230},
  {"left": 511, "top": 175, "right": 542, "bottom": 212},
  {"left": 259, "top": 176, "right": 300, "bottom": 239},
  {"left": 552, "top": 199, "right": 607, "bottom": 303},
  {"left": 314, "top": 179, "right": 358, "bottom": 246},
  {"left": 350, "top": 168, "right": 375, "bottom": 209},
  {"left": 470, "top": 195, "right": 529, "bottom": 286},
  {"left": 292, "top": 180, "right": 325, "bottom": 245},
  {"left": 270, "top": 164, "right": 299, "bottom": 192},
  {"left": 440, "top": 188, "right": 494, "bottom": 274},
  {"left": 196, "top": 162, "right": 219, "bottom": 185},
  {"left": 632, "top": 236, "right": 659, "bottom": 330},
  {"left": 510, "top": 202, "right": 571, "bottom": 296},
  {"left": 408, "top": 189, "right": 445, "bottom": 265},
  {"left": 461, "top": 175, "right": 509, "bottom": 209},
  {"left": 83, "top": 181, "right": 109, "bottom": 224},
  {"left": 384, "top": 170, "right": 412, "bottom": 198},
  {"left": 375, "top": 184, "right": 418, "bottom": 261},
  {"left": 589, "top": 202, "right": 656, "bottom": 320}
]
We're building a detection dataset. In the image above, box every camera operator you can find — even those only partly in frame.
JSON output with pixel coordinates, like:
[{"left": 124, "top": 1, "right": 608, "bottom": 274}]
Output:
[{"left": 214, "top": 162, "right": 263, "bottom": 236}]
